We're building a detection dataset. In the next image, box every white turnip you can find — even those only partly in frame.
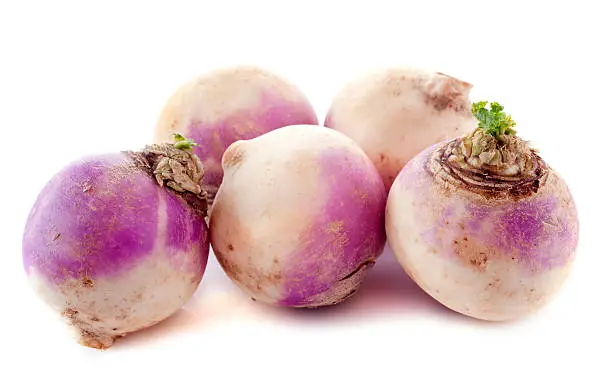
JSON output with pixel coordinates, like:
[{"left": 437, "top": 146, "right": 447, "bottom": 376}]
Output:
[
  {"left": 155, "top": 66, "right": 318, "bottom": 205},
  {"left": 325, "top": 67, "right": 476, "bottom": 190},
  {"left": 22, "top": 135, "right": 209, "bottom": 348},
  {"left": 386, "top": 101, "right": 579, "bottom": 321},
  {"left": 209, "top": 125, "right": 387, "bottom": 307}
]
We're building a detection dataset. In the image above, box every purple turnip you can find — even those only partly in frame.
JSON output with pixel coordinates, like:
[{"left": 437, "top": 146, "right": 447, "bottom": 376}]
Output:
[
  {"left": 22, "top": 134, "right": 209, "bottom": 348},
  {"left": 386, "top": 101, "right": 579, "bottom": 321},
  {"left": 325, "top": 67, "right": 476, "bottom": 191},
  {"left": 154, "top": 66, "right": 318, "bottom": 205},
  {"left": 209, "top": 125, "right": 387, "bottom": 307}
]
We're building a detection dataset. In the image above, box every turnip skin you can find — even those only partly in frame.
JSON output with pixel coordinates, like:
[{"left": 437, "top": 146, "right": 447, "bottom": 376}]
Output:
[
  {"left": 154, "top": 66, "right": 318, "bottom": 205},
  {"left": 209, "top": 125, "right": 387, "bottom": 307},
  {"left": 22, "top": 142, "right": 209, "bottom": 348},
  {"left": 386, "top": 106, "right": 579, "bottom": 321},
  {"left": 325, "top": 67, "right": 476, "bottom": 191}
]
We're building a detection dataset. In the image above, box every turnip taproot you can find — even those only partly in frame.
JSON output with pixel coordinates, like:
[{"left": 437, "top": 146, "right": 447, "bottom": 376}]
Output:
[
  {"left": 22, "top": 135, "right": 209, "bottom": 348},
  {"left": 325, "top": 67, "right": 476, "bottom": 191},
  {"left": 386, "top": 102, "right": 579, "bottom": 321},
  {"left": 154, "top": 66, "right": 318, "bottom": 205},
  {"left": 209, "top": 125, "right": 387, "bottom": 307}
]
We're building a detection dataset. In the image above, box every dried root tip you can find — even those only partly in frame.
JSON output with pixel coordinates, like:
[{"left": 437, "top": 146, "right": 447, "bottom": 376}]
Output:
[
  {"left": 128, "top": 136, "right": 208, "bottom": 217},
  {"left": 62, "top": 308, "right": 118, "bottom": 350},
  {"left": 78, "top": 329, "right": 117, "bottom": 350},
  {"left": 221, "top": 140, "right": 246, "bottom": 169},
  {"left": 420, "top": 72, "right": 473, "bottom": 114},
  {"left": 300, "top": 260, "right": 376, "bottom": 308}
]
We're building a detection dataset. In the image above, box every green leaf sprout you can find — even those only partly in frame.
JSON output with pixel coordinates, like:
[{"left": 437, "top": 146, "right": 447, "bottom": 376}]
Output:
[
  {"left": 172, "top": 133, "right": 199, "bottom": 150},
  {"left": 471, "top": 101, "right": 517, "bottom": 139}
]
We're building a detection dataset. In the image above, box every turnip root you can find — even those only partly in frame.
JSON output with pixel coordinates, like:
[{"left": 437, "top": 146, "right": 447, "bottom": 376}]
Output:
[
  {"left": 386, "top": 102, "right": 579, "bottom": 321},
  {"left": 325, "top": 67, "right": 476, "bottom": 191},
  {"left": 22, "top": 135, "right": 209, "bottom": 348},
  {"left": 154, "top": 66, "right": 318, "bottom": 205},
  {"left": 209, "top": 125, "right": 387, "bottom": 307}
]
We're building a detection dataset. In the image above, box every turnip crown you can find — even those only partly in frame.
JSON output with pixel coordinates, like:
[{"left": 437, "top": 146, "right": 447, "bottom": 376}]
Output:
[
  {"left": 434, "top": 100, "right": 548, "bottom": 200},
  {"left": 128, "top": 132, "right": 208, "bottom": 217},
  {"left": 452, "top": 101, "right": 535, "bottom": 178}
]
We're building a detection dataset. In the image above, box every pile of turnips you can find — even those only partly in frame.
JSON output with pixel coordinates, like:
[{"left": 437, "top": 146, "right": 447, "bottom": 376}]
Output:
[{"left": 22, "top": 65, "right": 579, "bottom": 349}]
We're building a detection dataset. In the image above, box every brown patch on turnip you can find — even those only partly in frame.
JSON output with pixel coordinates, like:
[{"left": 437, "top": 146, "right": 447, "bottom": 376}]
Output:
[
  {"left": 425, "top": 93, "right": 464, "bottom": 112},
  {"left": 212, "top": 241, "right": 242, "bottom": 281},
  {"left": 453, "top": 237, "right": 496, "bottom": 271},
  {"left": 319, "top": 220, "right": 350, "bottom": 251},
  {"left": 82, "top": 277, "right": 94, "bottom": 288},
  {"left": 241, "top": 266, "right": 284, "bottom": 295},
  {"left": 487, "top": 277, "right": 501, "bottom": 290},
  {"left": 326, "top": 220, "right": 344, "bottom": 234}
]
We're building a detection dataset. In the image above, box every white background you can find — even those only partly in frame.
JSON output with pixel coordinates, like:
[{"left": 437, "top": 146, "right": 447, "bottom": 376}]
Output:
[{"left": 1, "top": 1, "right": 610, "bottom": 376}]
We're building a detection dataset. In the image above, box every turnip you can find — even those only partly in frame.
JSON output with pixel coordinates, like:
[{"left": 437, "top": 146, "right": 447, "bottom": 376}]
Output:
[
  {"left": 209, "top": 125, "right": 387, "bottom": 307},
  {"left": 154, "top": 66, "right": 318, "bottom": 205},
  {"left": 22, "top": 134, "right": 209, "bottom": 348},
  {"left": 325, "top": 67, "right": 476, "bottom": 191},
  {"left": 386, "top": 101, "right": 579, "bottom": 321}
]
